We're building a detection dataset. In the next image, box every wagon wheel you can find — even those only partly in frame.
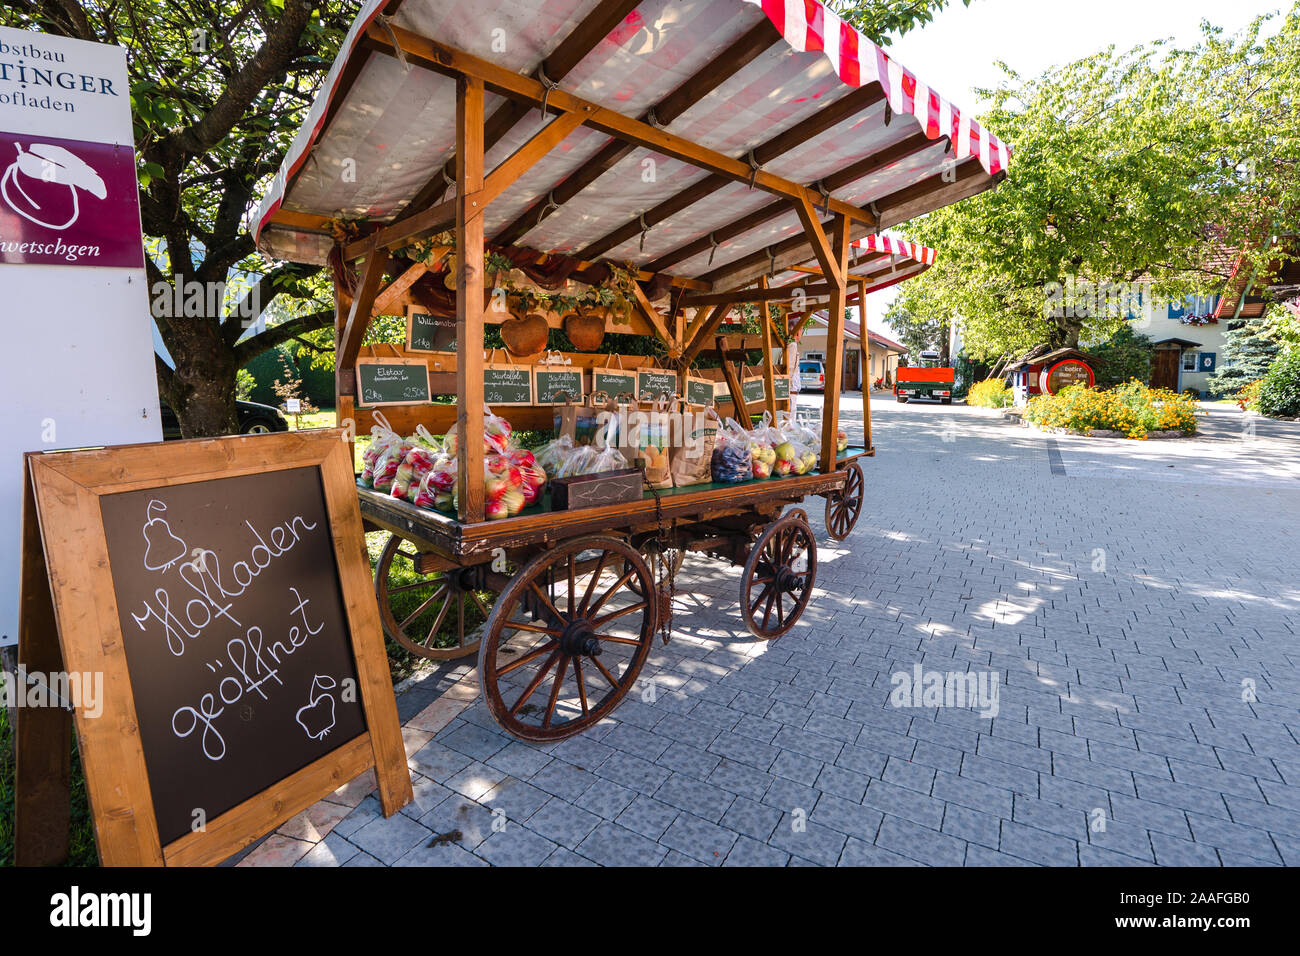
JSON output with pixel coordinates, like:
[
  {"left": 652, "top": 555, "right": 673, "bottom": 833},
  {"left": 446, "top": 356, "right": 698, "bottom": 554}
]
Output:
[
  {"left": 479, "top": 536, "right": 656, "bottom": 742},
  {"left": 375, "top": 534, "right": 493, "bottom": 661},
  {"left": 824, "top": 462, "right": 865, "bottom": 541},
  {"left": 740, "top": 511, "right": 817, "bottom": 640}
]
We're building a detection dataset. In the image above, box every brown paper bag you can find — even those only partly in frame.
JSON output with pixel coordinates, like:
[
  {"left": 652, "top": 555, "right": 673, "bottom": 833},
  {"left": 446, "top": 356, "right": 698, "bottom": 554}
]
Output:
[{"left": 671, "top": 405, "right": 719, "bottom": 487}]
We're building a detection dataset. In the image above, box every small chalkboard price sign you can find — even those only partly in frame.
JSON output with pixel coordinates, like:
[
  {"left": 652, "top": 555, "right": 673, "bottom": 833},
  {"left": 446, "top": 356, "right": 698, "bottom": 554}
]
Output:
[
  {"left": 534, "top": 367, "right": 585, "bottom": 405},
  {"left": 741, "top": 376, "right": 767, "bottom": 406},
  {"left": 593, "top": 369, "right": 638, "bottom": 400},
  {"left": 636, "top": 369, "right": 678, "bottom": 403},
  {"left": 483, "top": 365, "right": 534, "bottom": 406},
  {"left": 685, "top": 376, "right": 715, "bottom": 408},
  {"left": 15, "top": 430, "right": 411, "bottom": 866},
  {"left": 406, "top": 306, "right": 456, "bottom": 354},
  {"left": 357, "top": 358, "right": 431, "bottom": 407},
  {"left": 772, "top": 375, "right": 791, "bottom": 401}
]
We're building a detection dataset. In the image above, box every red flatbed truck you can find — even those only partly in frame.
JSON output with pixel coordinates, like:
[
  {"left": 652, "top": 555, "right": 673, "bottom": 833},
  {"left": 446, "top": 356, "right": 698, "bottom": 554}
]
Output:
[{"left": 894, "top": 351, "right": 955, "bottom": 404}]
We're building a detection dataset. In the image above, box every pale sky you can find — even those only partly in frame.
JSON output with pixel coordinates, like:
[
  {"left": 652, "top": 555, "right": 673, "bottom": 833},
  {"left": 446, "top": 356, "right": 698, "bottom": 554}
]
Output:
[{"left": 865, "top": 0, "right": 1290, "bottom": 341}]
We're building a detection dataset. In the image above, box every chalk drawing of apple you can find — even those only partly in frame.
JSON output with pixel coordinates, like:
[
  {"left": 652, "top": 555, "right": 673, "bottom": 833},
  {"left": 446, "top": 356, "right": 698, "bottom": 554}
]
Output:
[
  {"left": 296, "top": 675, "right": 338, "bottom": 741},
  {"left": 2, "top": 142, "right": 107, "bottom": 230}
]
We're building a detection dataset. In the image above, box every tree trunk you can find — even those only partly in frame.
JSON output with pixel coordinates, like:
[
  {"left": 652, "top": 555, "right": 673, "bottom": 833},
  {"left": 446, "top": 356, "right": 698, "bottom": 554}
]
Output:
[{"left": 159, "top": 319, "right": 240, "bottom": 438}]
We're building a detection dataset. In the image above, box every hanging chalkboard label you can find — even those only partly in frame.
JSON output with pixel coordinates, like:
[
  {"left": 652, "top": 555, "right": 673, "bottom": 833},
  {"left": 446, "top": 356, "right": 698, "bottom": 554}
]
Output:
[
  {"left": 593, "top": 369, "right": 638, "bottom": 401},
  {"left": 685, "top": 376, "right": 716, "bottom": 407},
  {"left": 406, "top": 307, "right": 456, "bottom": 353},
  {"left": 534, "top": 367, "right": 585, "bottom": 405},
  {"left": 741, "top": 376, "right": 767, "bottom": 405},
  {"left": 773, "top": 375, "right": 791, "bottom": 400},
  {"left": 483, "top": 365, "right": 534, "bottom": 406},
  {"left": 356, "top": 359, "right": 430, "bottom": 407},
  {"left": 636, "top": 369, "right": 677, "bottom": 403},
  {"left": 18, "top": 431, "right": 411, "bottom": 866},
  {"left": 713, "top": 380, "right": 732, "bottom": 405}
]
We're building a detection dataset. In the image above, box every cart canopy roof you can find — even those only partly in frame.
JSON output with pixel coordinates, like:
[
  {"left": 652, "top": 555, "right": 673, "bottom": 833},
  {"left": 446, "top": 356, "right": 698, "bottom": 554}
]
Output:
[{"left": 253, "top": 0, "right": 1007, "bottom": 290}]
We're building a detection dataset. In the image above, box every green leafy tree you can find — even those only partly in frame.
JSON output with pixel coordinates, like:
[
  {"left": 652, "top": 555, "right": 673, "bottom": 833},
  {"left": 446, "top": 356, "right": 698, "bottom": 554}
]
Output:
[
  {"left": 883, "top": 296, "right": 948, "bottom": 362},
  {"left": 894, "top": 8, "right": 1300, "bottom": 363},
  {"left": 834, "top": 0, "right": 976, "bottom": 44},
  {"left": 1209, "top": 315, "right": 1281, "bottom": 395},
  {"left": 7, "top": 0, "right": 352, "bottom": 436},
  {"left": 1258, "top": 347, "right": 1300, "bottom": 417}
]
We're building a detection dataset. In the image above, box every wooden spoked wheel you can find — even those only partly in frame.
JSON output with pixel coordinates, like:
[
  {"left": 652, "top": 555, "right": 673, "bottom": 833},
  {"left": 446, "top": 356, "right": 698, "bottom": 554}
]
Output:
[
  {"left": 824, "top": 462, "right": 865, "bottom": 541},
  {"left": 479, "top": 536, "right": 657, "bottom": 742},
  {"left": 740, "top": 512, "right": 817, "bottom": 640},
  {"left": 375, "top": 534, "right": 493, "bottom": 661}
]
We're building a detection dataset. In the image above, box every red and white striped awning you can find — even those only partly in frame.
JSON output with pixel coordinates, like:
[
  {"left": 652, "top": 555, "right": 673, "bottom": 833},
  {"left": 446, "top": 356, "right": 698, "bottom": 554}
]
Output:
[
  {"left": 253, "top": 0, "right": 1007, "bottom": 287},
  {"left": 852, "top": 232, "right": 937, "bottom": 266}
]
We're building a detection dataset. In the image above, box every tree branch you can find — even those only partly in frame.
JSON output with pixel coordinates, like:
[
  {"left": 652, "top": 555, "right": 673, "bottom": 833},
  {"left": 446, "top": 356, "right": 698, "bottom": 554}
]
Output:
[{"left": 232, "top": 310, "right": 335, "bottom": 366}]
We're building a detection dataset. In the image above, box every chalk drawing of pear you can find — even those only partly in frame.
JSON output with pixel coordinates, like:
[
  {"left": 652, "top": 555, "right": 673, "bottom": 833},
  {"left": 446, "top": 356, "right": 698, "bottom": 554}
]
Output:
[
  {"left": 297, "top": 675, "right": 338, "bottom": 741},
  {"left": 142, "top": 500, "right": 187, "bottom": 573},
  {"left": 2, "top": 142, "right": 107, "bottom": 230}
]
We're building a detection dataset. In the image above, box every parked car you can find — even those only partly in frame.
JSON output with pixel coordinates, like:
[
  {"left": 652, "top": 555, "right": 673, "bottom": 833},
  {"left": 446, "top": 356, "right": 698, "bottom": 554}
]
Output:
[
  {"left": 159, "top": 400, "right": 290, "bottom": 439},
  {"left": 798, "top": 360, "right": 826, "bottom": 392}
]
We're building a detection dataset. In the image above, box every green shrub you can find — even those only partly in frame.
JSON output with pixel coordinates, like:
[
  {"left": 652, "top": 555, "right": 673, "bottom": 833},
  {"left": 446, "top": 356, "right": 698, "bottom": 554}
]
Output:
[
  {"left": 1091, "top": 325, "right": 1152, "bottom": 389},
  {"left": 1024, "top": 381, "right": 1200, "bottom": 439},
  {"left": 967, "top": 378, "right": 1013, "bottom": 408},
  {"left": 1258, "top": 348, "right": 1300, "bottom": 418}
]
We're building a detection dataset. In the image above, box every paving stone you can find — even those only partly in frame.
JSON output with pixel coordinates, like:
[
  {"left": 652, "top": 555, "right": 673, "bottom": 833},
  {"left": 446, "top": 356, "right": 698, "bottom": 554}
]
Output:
[
  {"left": 720, "top": 796, "right": 783, "bottom": 842},
  {"left": 660, "top": 812, "right": 739, "bottom": 865},
  {"left": 576, "top": 822, "right": 668, "bottom": 867},
  {"left": 530, "top": 760, "right": 600, "bottom": 803},
  {"left": 419, "top": 796, "right": 497, "bottom": 849},
  {"left": 481, "top": 776, "right": 553, "bottom": 823},
  {"left": 295, "top": 832, "right": 361, "bottom": 867},
  {"left": 810, "top": 793, "right": 883, "bottom": 840},
  {"left": 475, "top": 826, "right": 558, "bottom": 866},
  {"left": 576, "top": 778, "right": 639, "bottom": 820},
  {"left": 861, "top": 779, "right": 945, "bottom": 830},
  {"left": 840, "top": 837, "right": 923, "bottom": 866},
  {"left": 348, "top": 813, "right": 433, "bottom": 865},
  {"left": 654, "top": 771, "right": 735, "bottom": 822},
  {"left": 767, "top": 815, "right": 849, "bottom": 867},
  {"left": 723, "top": 835, "right": 791, "bottom": 866},
  {"left": 876, "top": 815, "right": 967, "bottom": 867},
  {"left": 615, "top": 795, "right": 680, "bottom": 841},
  {"left": 525, "top": 797, "right": 602, "bottom": 849},
  {"left": 999, "top": 820, "right": 1079, "bottom": 866}
]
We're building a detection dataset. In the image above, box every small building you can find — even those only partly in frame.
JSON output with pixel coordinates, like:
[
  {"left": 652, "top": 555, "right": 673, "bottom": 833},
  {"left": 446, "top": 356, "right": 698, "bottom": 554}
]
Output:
[
  {"left": 1004, "top": 346, "right": 1098, "bottom": 402},
  {"left": 797, "top": 316, "right": 907, "bottom": 390}
]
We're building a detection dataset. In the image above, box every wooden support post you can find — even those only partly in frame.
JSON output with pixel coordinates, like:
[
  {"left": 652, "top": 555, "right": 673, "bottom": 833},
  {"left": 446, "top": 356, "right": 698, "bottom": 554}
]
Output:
[
  {"left": 758, "top": 276, "right": 778, "bottom": 420},
  {"left": 717, "top": 336, "right": 747, "bottom": 422},
  {"left": 338, "top": 244, "right": 386, "bottom": 375},
  {"left": 681, "top": 302, "right": 734, "bottom": 368},
  {"left": 857, "top": 277, "right": 873, "bottom": 452},
  {"left": 14, "top": 470, "right": 72, "bottom": 866},
  {"left": 814, "top": 215, "right": 851, "bottom": 472},
  {"left": 456, "top": 75, "right": 487, "bottom": 523}
]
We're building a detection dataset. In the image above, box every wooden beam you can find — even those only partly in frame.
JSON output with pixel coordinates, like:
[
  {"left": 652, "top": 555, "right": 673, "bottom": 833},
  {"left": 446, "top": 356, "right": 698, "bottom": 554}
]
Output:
[
  {"left": 645, "top": 132, "right": 932, "bottom": 274},
  {"left": 372, "top": 261, "right": 428, "bottom": 316},
  {"left": 759, "top": 276, "right": 777, "bottom": 420},
  {"left": 717, "top": 337, "right": 748, "bottom": 421},
  {"left": 456, "top": 75, "right": 487, "bottom": 524},
  {"left": 576, "top": 84, "right": 886, "bottom": 261},
  {"left": 629, "top": 280, "right": 675, "bottom": 355},
  {"left": 392, "top": 0, "right": 644, "bottom": 222},
  {"left": 338, "top": 244, "right": 387, "bottom": 376},
  {"left": 495, "top": 19, "right": 782, "bottom": 247},
  {"left": 857, "top": 277, "right": 873, "bottom": 452},
  {"left": 795, "top": 199, "right": 843, "bottom": 287},
  {"left": 681, "top": 302, "right": 734, "bottom": 368},
  {"left": 820, "top": 215, "right": 852, "bottom": 473},
  {"left": 364, "top": 25, "right": 875, "bottom": 231}
]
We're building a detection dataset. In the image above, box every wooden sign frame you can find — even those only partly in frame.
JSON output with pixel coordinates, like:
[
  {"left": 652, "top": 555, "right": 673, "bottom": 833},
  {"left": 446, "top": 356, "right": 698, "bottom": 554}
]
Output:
[
  {"left": 16, "top": 430, "right": 412, "bottom": 866},
  {"left": 482, "top": 362, "right": 536, "bottom": 406},
  {"left": 356, "top": 357, "right": 431, "bottom": 407},
  {"left": 405, "top": 304, "right": 456, "bottom": 354},
  {"left": 684, "top": 375, "right": 716, "bottom": 408},
  {"left": 533, "top": 365, "right": 586, "bottom": 406}
]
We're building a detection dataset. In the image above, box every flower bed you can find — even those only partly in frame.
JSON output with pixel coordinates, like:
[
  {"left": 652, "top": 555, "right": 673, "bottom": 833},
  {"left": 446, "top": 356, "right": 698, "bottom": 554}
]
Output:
[
  {"left": 967, "top": 378, "right": 1014, "bottom": 408},
  {"left": 1024, "top": 381, "right": 1201, "bottom": 439}
]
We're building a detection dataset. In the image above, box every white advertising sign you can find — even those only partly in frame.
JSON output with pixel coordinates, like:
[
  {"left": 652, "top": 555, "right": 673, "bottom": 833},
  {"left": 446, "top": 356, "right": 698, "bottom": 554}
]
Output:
[{"left": 1, "top": 25, "right": 161, "bottom": 645}]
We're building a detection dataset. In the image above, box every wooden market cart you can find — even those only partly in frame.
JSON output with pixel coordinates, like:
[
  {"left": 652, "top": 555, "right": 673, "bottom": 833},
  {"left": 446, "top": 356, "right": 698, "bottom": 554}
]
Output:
[{"left": 253, "top": 0, "right": 1008, "bottom": 741}]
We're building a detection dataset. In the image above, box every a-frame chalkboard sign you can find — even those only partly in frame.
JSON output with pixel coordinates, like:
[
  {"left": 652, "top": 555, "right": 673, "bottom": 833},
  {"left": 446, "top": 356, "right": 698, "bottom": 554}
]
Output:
[{"left": 14, "top": 429, "right": 412, "bottom": 866}]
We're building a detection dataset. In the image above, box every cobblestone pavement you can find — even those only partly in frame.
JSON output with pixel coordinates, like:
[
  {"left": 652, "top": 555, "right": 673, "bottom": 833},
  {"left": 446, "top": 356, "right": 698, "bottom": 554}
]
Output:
[{"left": 241, "top": 395, "right": 1300, "bottom": 867}]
